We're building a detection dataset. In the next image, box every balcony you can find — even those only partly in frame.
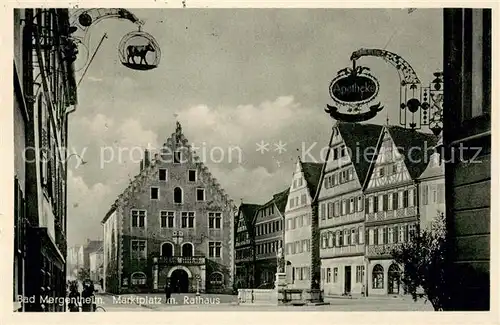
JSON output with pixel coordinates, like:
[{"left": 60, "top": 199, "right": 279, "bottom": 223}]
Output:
[
  {"left": 155, "top": 256, "right": 205, "bottom": 265},
  {"left": 366, "top": 243, "right": 402, "bottom": 257}
]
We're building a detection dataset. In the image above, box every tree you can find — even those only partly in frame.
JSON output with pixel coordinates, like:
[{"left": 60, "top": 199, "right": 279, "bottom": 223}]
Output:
[
  {"left": 391, "top": 212, "right": 452, "bottom": 311},
  {"left": 77, "top": 267, "right": 90, "bottom": 281}
]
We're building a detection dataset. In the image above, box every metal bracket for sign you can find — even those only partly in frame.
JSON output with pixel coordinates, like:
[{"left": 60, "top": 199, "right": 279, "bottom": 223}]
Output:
[{"left": 348, "top": 48, "right": 443, "bottom": 134}]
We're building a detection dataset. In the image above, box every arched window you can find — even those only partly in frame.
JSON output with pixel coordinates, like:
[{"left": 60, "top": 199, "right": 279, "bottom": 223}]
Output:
[
  {"left": 372, "top": 264, "right": 384, "bottom": 289},
  {"left": 131, "top": 272, "right": 147, "bottom": 285},
  {"left": 321, "top": 233, "right": 328, "bottom": 249},
  {"left": 388, "top": 264, "right": 401, "bottom": 294},
  {"left": 182, "top": 243, "right": 193, "bottom": 257},
  {"left": 210, "top": 272, "right": 223, "bottom": 285},
  {"left": 161, "top": 242, "right": 174, "bottom": 257},
  {"left": 174, "top": 187, "right": 183, "bottom": 204},
  {"left": 328, "top": 232, "right": 334, "bottom": 247}
]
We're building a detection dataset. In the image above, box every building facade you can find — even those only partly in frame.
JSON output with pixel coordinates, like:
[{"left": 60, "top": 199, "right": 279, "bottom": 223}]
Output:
[
  {"left": 13, "top": 9, "right": 78, "bottom": 312},
  {"left": 102, "top": 122, "right": 236, "bottom": 294},
  {"left": 363, "top": 126, "right": 437, "bottom": 296},
  {"left": 89, "top": 248, "right": 104, "bottom": 286},
  {"left": 284, "top": 160, "right": 322, "bottom": 290},
  {"left": 318, "top": 123, "right": 381, "bottom": 297},
  {"left": 443, "top": 8, "right": 491, "bottom": 310},
  {"left": 66, "top": 245, "right": 84, "bottom": 280},
  {"left": 234, "top": 203, "right": 259, "bottom": 289},
  {"left": 253, "top": 189, "right": 288, "bottom": 287}
]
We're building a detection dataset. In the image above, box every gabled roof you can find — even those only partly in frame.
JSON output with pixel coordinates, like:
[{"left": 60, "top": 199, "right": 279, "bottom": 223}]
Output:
[
  {"left": 300, "top": 162, "right": 323, "bottom": 199},
  {"left": 337, "top": 122, "right": 383, "bottom": 185},
  {"left": 237, "top": 203, "right": 261, "bottom": 234},
  {"left": 273, "top": 188, "right": 290, "bottom": 214},
  {"left": 386, "top": 126, "right": 438, "bottom": 179}
]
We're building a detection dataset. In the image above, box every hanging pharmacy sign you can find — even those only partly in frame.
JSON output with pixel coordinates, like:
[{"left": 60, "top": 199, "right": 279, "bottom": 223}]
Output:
[{"left": 325, "top": 63, "right": 383, "bottom": 122}]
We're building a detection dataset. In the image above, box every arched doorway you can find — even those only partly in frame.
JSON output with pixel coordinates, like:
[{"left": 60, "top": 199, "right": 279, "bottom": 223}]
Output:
[
  {"left": 161, "top": 242, "right": 173, "bottom": 257},
  {"left": 388, "top": 264, "right": 401, "bottom": 294},
  {"left": 182, "top": 243, "right": 193, "bottom": 257},
  {"left": 170, "top": 269, "right": 189, "bottom": 293}
]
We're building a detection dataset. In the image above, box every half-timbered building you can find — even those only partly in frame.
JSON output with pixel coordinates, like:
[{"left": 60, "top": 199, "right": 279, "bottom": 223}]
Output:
[
  {"left": 318, "top": 122, "right": 382, "bottom": 297},
  {"left": 234, "top": 203, "right": 260, "bottom": 289},
  {"left": 363, "top": 126, "right": 437, "bottom": 296}
]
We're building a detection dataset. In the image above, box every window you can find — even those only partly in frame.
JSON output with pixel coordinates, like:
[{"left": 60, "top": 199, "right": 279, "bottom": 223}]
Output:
[
  {"left": 358, "top": 226, "right": 364, "bottom": 244},
  {"left": 321, "top": 203, "right": 326, "bottom": 220},
  {"left": 437, "top": 184, "right": 445, "bottom": 204},
  {"left": 369, "top": 228, "right": 374, "bottom": 245},
  {"left": 374, "top": 228, "right": 379, "bottom": 245},
  {"left": 131, "top": 209, "right": 146, "bottom": 228},
  {"left": 356, "top": 265, "right": 365, "bottom": 283},
  {"left": 197, "top": 188, "right": 206, "bottom": 201},
  {"left": 333, "top": 147, "right": 339, "bottom": 160},
  {"left": 333, "top": 268, "right": 338, "bottom": 282},
  {"left": 334, "top": 201, "right": 340, "bottom": 217},
  {"left": 328, "top": 202, "right": 334, "bottom": 218},
  {"left": 372, "top": 264, "right": 384, "bottom": 289},
  {"left": 422, "top": 185, "right": 429, "bottom": 205},
  {"left": 289, "top": 198, "right": 294, "bottom": 208},
  {"left": 210, "top": 272, "right": 223, "bottom": 285},
  {"left": 182, "top": 243, "right": 194, "bottom": 257},
  {"left": 383, "top": 194, "right": 388, "bottom": 211},
  {"left": 341, "top": 200, "right": 346, "bottom": 215},
  {"left": 159, "top": 169, "right": 167, "bottom": 181},
  {"left": 150, "top": 187, "right": 159, "bottom": 200},
  {"left": 181, "top": 212, "right": 195, "bottom": 228},
  {"left": 349, "top": 198, "right": 355, "bottom": 214},
  {"left": 131, "top": 272, "right": 147, "bottom": 285},
  {"left": 302, "top": 240, "right": 308, "bottom": 252},
  {"left": 338, "top": 230, "right": 343, "bottom": 246},
  {"left": 208, "top": 242, "right": 222, "bottom": 258},
  {"left": 301, "top": 194, "right": 306, "bottom": 205},
  {"left": 174, "top": 151, "right": 182, "bottom": 164},
  {"left": 383, "top": 227, "right": 389, "bottom": 244},
  {"left": 345, "top": 229, "right": 350, "bottom": 245},
  {"left": 328, "top": 232, "right": 334, "bottom": 247},
  {"left": 174, "top": 187, "right": 183, "bottom": 204},
  {"left": 403, "top": 190, "right": 409, "bottom": 208},
  {"left": 208, "top": 212, "right": 222, "bottom": 229},
  {"left": 326, "top": 268, "right": 332, "bottom": 283},
  {"left": 161, "top": 242, "right": 173, "bottom": 257},
  {"left": 379, "top": 167, "right": 385, "bottom": 177},
  {"left": 188, "top": 170, "right": 197, "bottom": 182},
  {"left": 357, "top": 196, "right": 363, "bottom": 212},
  {"left": 160, "top": 211, "right": 175, "bottom": 228},
  {"left": 393, "top": 192, "right": 399, "bottom": 210},
  {"left": 298, "top": 178, "right": 303, "bottom": 187},
  {"left": 322, "top": 234, "right": 328, "bottom": 249},
  {"left": 351, "top": 228, "right": 356, "bottom": 245},
  {"left": 368, "top": 197, "right": 374, "bottom": 213},
  {"left": 131, "top": 240, "right": 147, "bottom": 260}
]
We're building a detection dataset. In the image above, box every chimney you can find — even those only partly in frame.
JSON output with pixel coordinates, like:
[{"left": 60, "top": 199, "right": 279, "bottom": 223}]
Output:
[
  {"left": 144, "top": 149, "right": 150, "bottom": 168},
  {"left": 140, "top": 160, "right": 144, "bottom": 171}
]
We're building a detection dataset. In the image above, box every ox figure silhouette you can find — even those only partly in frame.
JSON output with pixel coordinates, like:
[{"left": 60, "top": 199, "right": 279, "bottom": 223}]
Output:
[{"left": 126, "top": 43, "right": 156, "bottom": 65}]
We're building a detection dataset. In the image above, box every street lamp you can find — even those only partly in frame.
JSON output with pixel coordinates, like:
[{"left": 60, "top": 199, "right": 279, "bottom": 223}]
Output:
[{"left": 196, "top": 275, "right": 201, "bottom": 296}]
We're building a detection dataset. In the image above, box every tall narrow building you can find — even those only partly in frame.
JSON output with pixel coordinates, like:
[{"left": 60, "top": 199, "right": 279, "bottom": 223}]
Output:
[
  {"left": 284, "top": 159, "right": 322, "bottom": 290},
  {"left": 102, "top": 122, "right": 236, "bottom": 294},
  {"left": 318, "top": 122, "right": 382, "bottom": 297},
  {"left": 234, "top": 203, "right": 260, "bottom": 289},
  {"left": 363, "top": 126, "right": 437, "bottom": 296}
]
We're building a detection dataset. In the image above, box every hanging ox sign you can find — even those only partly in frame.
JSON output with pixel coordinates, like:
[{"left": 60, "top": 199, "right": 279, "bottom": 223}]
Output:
[{"left": 325, "top": 64, "right": 383, "bottom": 122}]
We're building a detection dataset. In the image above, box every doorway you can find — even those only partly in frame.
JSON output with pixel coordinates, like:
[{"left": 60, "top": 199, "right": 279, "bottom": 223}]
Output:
[
  {"left": 344, "top": 266, "right": 352, "bottom": 295},
  {"left": 388, "top": 264, "right": 401, "bottom": 295},
  {"left": 170, "top": 269, "right": 190, "bottom": 293}
]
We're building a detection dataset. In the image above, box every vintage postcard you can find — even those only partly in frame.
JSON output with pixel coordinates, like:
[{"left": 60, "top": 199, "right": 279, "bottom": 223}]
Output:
[{"left": 2, "top": 1, "right": 498, "bottom": 324}]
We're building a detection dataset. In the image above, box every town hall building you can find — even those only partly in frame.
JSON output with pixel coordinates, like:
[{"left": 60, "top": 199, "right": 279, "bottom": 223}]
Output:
[{"left": 102, "top": 122, "right": 236, "bottom": 294}]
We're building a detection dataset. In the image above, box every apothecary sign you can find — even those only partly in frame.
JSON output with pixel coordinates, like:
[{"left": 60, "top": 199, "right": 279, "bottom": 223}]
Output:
[{"left": 326, "top": 64, "right": 384, "bottom": 123}]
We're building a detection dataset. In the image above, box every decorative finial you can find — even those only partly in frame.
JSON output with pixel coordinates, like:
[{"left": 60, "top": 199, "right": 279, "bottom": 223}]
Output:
[{"left": 385, "top": 111, "right": 390, "bottom": 126}]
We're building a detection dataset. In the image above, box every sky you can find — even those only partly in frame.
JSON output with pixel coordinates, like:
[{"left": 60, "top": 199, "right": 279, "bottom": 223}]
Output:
[{"left": 67, "top": 8, "right": 443, "bottom": 246}]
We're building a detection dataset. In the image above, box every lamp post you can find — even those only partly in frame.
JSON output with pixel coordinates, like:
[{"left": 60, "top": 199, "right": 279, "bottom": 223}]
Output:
[{"left": 196, "top": 275, "right": 201, "bottom": 296}]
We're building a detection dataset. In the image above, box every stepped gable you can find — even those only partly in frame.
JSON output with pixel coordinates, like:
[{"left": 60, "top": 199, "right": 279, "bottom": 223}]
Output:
[
  {"left": 337, "top": 122, "right": 383, "bottom": 184},
  {"left": 273, "top": 188, "right": 290, "bottom": 215},
  {"left": 107, "top": 121, "right": 235, "bottom": 218},
  {"left": 386, "top": 125, "right": 438, "bottom": 179},
  {"left": 300, "top": 161, "right": 323, "bottom": 199}
]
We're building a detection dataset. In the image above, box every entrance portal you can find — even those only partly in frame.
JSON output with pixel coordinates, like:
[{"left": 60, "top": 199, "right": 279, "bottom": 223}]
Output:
[
  {"left": 388, "top": 264, "right": 401, "bottom": 295},
  {"left": 344, "top": 266, "right": 352, "bottom": 295},
  {"left": 170, "top": 269, "right": 189, "bottom": 293}
]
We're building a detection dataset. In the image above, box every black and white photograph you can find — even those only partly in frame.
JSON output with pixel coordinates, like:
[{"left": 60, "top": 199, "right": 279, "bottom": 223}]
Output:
[{"left": 6, "top": 1, "right": 496, "bottom": 317}]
